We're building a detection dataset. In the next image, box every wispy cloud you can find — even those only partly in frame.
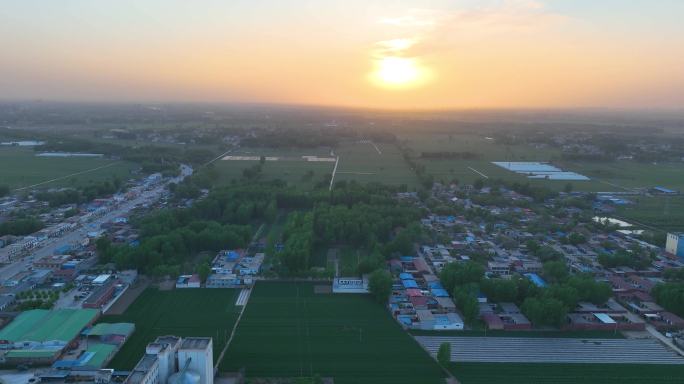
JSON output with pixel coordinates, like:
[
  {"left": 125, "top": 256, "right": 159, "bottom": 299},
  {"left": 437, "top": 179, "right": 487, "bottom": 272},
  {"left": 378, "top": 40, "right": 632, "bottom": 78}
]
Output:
[{"left": 373, "top": 1, "right": 566, "bottom": 59}]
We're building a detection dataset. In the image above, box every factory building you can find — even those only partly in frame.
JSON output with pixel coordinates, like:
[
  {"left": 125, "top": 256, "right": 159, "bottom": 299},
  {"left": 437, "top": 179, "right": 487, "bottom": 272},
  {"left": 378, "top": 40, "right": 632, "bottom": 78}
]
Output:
[
  {"left": 666, "top": 233, "right": 684, "bottom": 258},
  {"left": 125, "top": 336, "right": 213, "bottom": 384}
]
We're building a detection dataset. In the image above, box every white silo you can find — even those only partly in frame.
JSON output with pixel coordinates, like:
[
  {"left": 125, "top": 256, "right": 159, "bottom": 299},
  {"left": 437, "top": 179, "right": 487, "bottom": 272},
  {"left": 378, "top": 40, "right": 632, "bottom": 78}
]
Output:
[{"left": 177, "top": 337, "right": 213, "bottom": 384}]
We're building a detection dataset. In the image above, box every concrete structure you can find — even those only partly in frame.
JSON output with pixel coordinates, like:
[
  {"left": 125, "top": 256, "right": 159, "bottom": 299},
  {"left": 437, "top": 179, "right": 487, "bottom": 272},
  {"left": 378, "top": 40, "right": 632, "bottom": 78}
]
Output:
[
  {"left": 125, "top": 336, "right": 211, "bottom": 384},
  {"left": 178, "top": 338, "right": 213, "bottom": 384},
  {"left": 176, "top": 275, "right": 201, "bottom": 289},
  {"left": 666, "top": 233, "right": 684, "bottom": 258},
  {"left": 332, "top": 277, "right": 369, "bottom": 294}
]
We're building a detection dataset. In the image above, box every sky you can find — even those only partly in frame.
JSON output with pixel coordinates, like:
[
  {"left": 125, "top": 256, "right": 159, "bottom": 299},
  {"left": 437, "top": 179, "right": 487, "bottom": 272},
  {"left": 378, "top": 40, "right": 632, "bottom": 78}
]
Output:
[{"left": 1, "top": 0, "right": 683, "bottom": 109}]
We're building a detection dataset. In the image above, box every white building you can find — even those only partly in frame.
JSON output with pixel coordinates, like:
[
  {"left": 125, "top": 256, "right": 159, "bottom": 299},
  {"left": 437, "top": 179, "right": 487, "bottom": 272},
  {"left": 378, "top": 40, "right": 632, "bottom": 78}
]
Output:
[
  {"left": 177, "top": 338, "right": 214, "bottom": 384},
  {"left": 332, "top": 277, "right": 369, "bottom": 294},
  {"left": 126, "top": 336, "right": 212, "bottom": 384},
  {"left": 666, "top": 233, "right": 684, "bottom": 258}
]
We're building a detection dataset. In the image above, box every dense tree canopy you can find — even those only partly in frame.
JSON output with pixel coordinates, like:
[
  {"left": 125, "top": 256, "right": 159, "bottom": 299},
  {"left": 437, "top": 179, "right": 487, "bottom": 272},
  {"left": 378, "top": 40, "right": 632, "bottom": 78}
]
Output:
[
  {"left": 0, "top": 217, "right": 44, "bottom": 237},
  {"left": 368, "top": 269, "right": 393, "bottom": 304}
]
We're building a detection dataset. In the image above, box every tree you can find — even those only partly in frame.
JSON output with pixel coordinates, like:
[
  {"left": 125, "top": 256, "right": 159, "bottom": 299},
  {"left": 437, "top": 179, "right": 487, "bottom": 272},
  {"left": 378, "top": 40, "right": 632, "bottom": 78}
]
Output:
[
  {"left": 0, "top": 184, "right": 9, "bottom": 197},
  {"left": 544, "top": 284, "right": 579, "bottom": 309},
  {"left": 566, "top": 275, "right": 612, "bottom": 304},
  {"left": 368, "top": 269, "right": 392, "bottom": 304},
  {"left": 437, "top": 342, "right": 451, "bottom": 366},
  {"left": 440, "top": 262, "right": 484, "bottom": 291},
  {"left": 652, "top": 283, "right": 684, "bottom": 317},
  {"left": 521, "top": 297, "right": 568, "bottom": 327},
  {"left": 480, "top": 278, "right": 518, "bottom": 303},
  {"left": 454, "top": 290, "right": 479, "bottom": 324},
  {"left": 568, "top": 233, "right": 586, "bottom": 245},
  {"left": 473, "top": 179, "right": 484, "bottom": 190},
  {"left": 197, "top": 262, "right": 211, "bottom": 283},
  {"left": 542, "top": 260, "right": 568, "bottom": 283},
  {"left": 564, "top": 183, "right": 573, "bottom": 193}
]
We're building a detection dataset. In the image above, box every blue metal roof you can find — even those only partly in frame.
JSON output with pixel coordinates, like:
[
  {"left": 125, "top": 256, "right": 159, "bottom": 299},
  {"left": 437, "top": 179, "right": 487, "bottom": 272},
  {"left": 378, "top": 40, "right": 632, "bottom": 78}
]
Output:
[
  {"left": 399, "top": 273, "right": 413, "bottom": 280},
  {"left": 428, "top": 282, "right": 444, "bottom": 289},
  {"left": 524, "top": 273, "right": 547, "bottom": 288},
  {"left": 402, "top": 279, "right": 419, "bottom": 289},
  {"left": 431, "top": 288, "right": 449, "bottom": 297}
]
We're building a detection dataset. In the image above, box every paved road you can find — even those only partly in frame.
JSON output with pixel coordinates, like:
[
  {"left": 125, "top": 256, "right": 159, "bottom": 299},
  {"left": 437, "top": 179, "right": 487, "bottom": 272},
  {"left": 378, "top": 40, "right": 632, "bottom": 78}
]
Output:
[
  {"left": 415, "top": 336, "right": 684, "bottom": 364},
  {"left": 646, "top": 324, "right": 684, "bottom": 356},
  {"left": 0, "top": 165, "right": 193, "bottom": 282}
]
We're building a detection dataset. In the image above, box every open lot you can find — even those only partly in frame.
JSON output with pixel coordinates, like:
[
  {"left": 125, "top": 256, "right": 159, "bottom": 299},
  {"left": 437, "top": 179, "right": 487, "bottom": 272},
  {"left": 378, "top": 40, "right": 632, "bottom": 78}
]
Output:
[
  {"left": 616, "top": 195, "right": 684, "bottom": 232},
  {"left": 220, "top": 282, "right": 445, "bottom": 384},
  {"left": 398, "top": 133, "right": 684, "bottom": 193},
  {"left": 213, "top": 147, "right": 334, "bottom": 188},
  {"left": 101, "top": 288, "right": 241, "bottom": 370},
  {"left": 399, "top": 133, "right": 606, "bottom": 191},
  {"left": 448, "top": 362, "right": 684, "bottom": 384},
  {"left": 334, "top": 141, "right": 419, "bottom": 187},
  {"left": 0, "top": 147, "right": 136, "bottom": 189}
]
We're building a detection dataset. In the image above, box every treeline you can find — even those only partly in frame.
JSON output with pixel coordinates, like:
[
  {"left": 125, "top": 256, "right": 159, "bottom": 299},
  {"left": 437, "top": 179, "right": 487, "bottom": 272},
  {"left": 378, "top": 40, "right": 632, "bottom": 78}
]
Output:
[
  {"left": 398, "top": 146, "right": 434, "bottom": 189},
  {"left": 420, "top": 151, "right": 480, "bottom": 160},
  {"left": 37, "top": 138, "right": 216, "bottom": 174},
  {"left": 242, "top": 128, "right": 341, "bottom": 148},
  {"left": 242, "top": 127, "right": 397, "bottom": 149},
  {"left": 0, "top": 217, "right": 44, "bottom": 236},
  {"left": 97, "top": 221, "right": 251, "bottom": 276},
  {"left": 440, "top": 262, "right": 612, "bottom": 327},
  {"left": 35, "top": 178, "right": 124, "bottom": 207},
  {"left": 597, "top": 247, "right": 654, "bottom": 270}
]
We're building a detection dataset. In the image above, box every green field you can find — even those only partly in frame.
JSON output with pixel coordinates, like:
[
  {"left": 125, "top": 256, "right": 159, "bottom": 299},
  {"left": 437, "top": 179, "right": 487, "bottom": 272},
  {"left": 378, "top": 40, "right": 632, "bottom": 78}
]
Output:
[
  {"left": 220, "top": 282, "right": 445, "bottom": 384},
  {"left": 0, "top": 147, "right": 136, "bottom": 189},
  {"left": 448, "top": 362, "right": 684, "bottom": 384},
  {"left": 334, "top": 141, "right": 419, "bottom": 187},
  {"left": 398, "top": 133, "right": 684, "bottom": 193},
  {"left": 616, "top": 195, "right": 684, "bottom": 232},
  {"left": 557, "top": 160, "right": 684, "bottom": 191},
  {"left": 213, "top": 147, "right": 334, "bottom": 188},
  {"left": 101, "top": 288, "right": 241, "bottom": 370}
]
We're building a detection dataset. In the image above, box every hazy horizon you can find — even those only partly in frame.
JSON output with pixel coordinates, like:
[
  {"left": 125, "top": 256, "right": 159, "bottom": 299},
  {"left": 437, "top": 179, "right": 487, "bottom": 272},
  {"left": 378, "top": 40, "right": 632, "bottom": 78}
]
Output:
[{"left": 2, "top": 0, "right": 684, "bottom": 110}]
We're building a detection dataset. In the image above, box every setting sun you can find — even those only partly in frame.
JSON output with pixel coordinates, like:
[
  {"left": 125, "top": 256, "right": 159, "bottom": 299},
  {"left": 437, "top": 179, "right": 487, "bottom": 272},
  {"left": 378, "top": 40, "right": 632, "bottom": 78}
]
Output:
[{"left": 372, "top": 57, "right": 429, "bottom": 89}]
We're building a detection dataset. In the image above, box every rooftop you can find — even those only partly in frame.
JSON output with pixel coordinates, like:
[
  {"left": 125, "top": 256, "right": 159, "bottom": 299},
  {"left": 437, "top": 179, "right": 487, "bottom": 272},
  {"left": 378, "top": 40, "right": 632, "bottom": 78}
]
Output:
[
  {"left": 0, "top": 309, "right": 99, "bottom": 343},
  {"left": 180, "top": 337, "right": 211, "bottom": 350}
]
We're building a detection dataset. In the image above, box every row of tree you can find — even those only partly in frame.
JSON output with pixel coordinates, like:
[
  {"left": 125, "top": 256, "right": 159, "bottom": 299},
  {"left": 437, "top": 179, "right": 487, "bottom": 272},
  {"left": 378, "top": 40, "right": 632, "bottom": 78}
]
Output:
[{"left": 0, "top": 217, "right": 44, "bottom": 237}]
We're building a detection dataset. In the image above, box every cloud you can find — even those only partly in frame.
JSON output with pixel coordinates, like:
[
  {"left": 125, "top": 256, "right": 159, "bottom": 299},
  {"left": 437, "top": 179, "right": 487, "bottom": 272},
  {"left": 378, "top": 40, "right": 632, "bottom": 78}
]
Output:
[
  {"left": 374, "top": 38, "right": 418, "bottom": 57},
  {"left": 374, "top": 1, "right": 567, "bottom": 58}
]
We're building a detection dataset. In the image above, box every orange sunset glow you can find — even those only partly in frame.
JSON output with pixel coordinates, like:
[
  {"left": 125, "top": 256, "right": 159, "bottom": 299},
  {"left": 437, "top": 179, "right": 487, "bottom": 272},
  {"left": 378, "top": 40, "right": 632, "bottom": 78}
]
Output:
[{"left": 1, "top": 1, "right": 683, "bottom": 109}]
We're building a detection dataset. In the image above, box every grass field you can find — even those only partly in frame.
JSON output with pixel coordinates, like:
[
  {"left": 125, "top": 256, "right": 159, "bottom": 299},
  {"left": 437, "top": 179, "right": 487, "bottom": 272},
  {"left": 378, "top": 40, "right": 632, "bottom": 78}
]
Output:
[
  {"left": 212, "top": 147, "right": 334, "bottom": 188},
  {"left": 0, "top": 147, "right": 136, "bottom": 189},
  {"left": 220, "top": 282, "right": 445, "bottom": 384},
  {"left": 557, "top": 160, "right": 684, "bottom": 191},
  {"left": 448, "top": 362, "right": 684, "bottom": 384},
  {"left": 397, "top": 133, "right": 684, "bottom": 193},
  {"left": 616, "top": 195, "right": 684, "bottom": 232},
  {"left": 334, "top": 141, "right": 419, "bottom": 187},
  {"left": 101, "top": 288, "right": 241, "bottom": 370},
  {"left": 399, "top": 133, "right": 607, "bottom": 191}
]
